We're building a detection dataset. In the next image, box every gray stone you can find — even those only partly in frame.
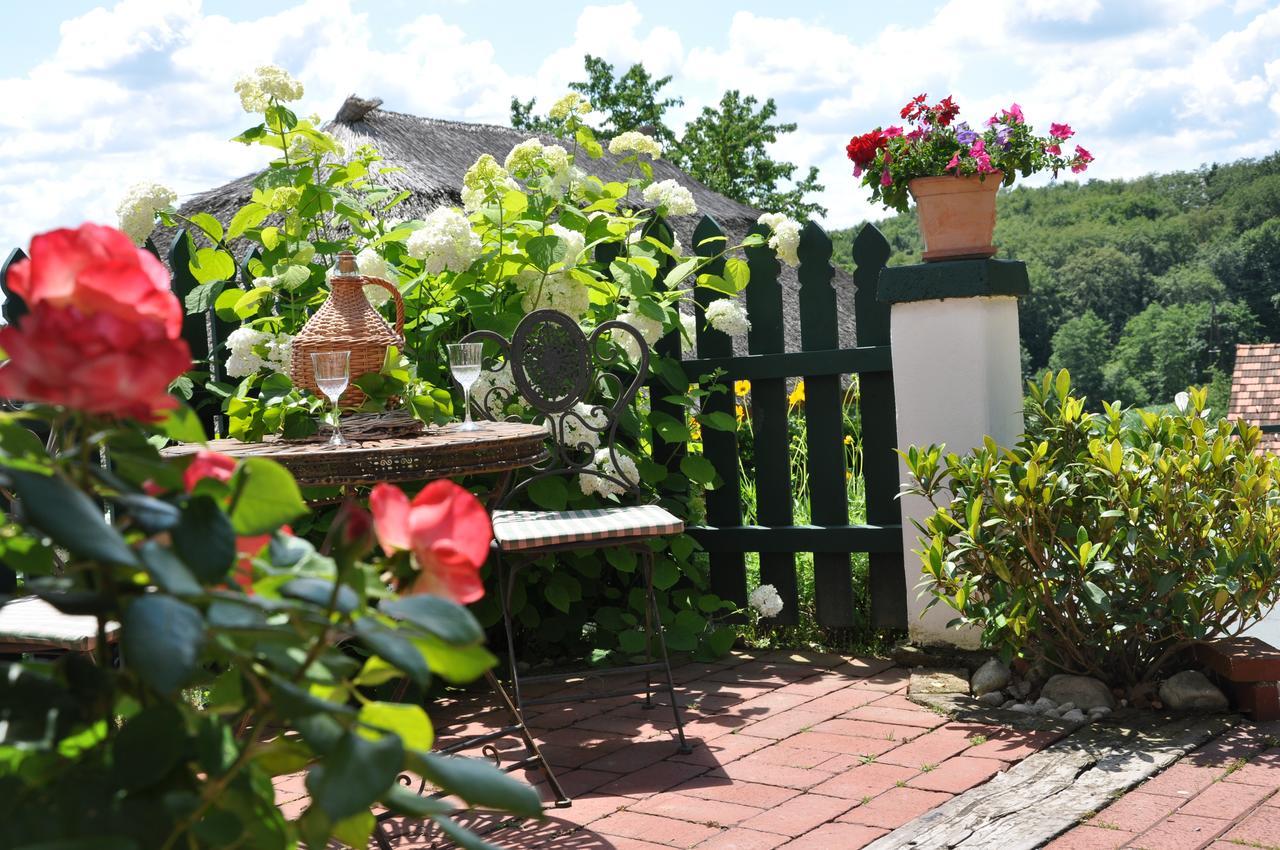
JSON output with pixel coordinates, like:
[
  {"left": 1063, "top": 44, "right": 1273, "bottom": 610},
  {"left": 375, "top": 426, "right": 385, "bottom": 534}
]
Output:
[
  {"left": 1057, "top": 702, "right": 1076, "bottom": 713},
  {"left": 971, "top": 658, "right": 1012, "bottom": 696},
  {"left": 1011, "top": 680, "right": 1032, "bottom": 699},
  {"left": 978, "top": 691, "right": 1006, "bottom": 707},
  {"left": 1033, "top": 697, "right": 1057, "bottom": 712},
  {"left": 1041, "top": 675, "right": 1116, "bottom": 711},
  {"left": 1002, "top": 700, "right": 1016, "bottom": 709},
  {"left": 1010, "top": 703, "right": 1035, "bottom": 714},
  {"left": 1089, "top": 706, "right": 1112, "bottom": 719},
  {"left": 1062, "top": 708, "right": 1086, "bottom": 722},
  {"left": 1158, "top": 671, "right": 1229, "bottom": 712}
]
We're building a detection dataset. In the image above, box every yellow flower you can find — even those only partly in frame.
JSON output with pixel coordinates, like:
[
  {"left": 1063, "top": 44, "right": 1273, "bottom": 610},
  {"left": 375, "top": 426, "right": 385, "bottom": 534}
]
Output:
[
  {"left": 844, "top": 434, "right": 853, "bottom": 446},
  {"left": 735, "top": 403, "right": 747, "bottom": 423},
  {"left": 788, "top": 379, "right": 806, "bottom": 408},
  {"left": 734, "top": 379, "right": 751, "bottom": 398},
  {"left": 689, "top": 418, "right": 702, "bottom": 442}
]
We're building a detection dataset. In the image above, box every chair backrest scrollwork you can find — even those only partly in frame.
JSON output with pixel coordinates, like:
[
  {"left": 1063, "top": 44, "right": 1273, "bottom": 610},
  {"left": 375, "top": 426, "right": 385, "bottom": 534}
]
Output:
[{"left": 460, "top": 309, "right": 651, "bottom": 507}]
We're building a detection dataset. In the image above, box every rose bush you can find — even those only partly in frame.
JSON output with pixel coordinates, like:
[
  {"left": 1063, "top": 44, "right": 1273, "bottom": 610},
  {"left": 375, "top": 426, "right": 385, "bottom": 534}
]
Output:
[{"left": 0, "top": 224, "right": 539, "bottom": 849}]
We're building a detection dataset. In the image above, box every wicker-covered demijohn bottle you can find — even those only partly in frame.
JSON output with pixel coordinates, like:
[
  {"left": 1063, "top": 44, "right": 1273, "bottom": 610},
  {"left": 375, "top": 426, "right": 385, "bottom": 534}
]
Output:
[{"left": 290, "top": 251, "right": 405, "bottom": 408}]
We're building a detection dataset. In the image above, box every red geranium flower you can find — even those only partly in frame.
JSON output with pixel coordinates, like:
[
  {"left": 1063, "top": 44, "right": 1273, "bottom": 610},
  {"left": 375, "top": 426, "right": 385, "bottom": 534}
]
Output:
[
  {"left": 846, "top": 130, "right": 889, "bottom": 171},
  {"left": 935, "top": 96, "right": 960, "bottom": 127},
  {"left": 370, "top": 480, "right": 493, "bottom": 604}
]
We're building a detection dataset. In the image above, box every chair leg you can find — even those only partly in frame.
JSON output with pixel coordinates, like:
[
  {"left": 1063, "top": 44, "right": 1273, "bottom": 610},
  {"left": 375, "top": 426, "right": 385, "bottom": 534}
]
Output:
[
  {"left": 641, "top": 547, "right": 654, "bottom": 710},
  {"left": 495, "top": 552, "right": 572, "bottom": 807},
  {"left": 641, "top": 548, "right": 692, "bottom": 754}
]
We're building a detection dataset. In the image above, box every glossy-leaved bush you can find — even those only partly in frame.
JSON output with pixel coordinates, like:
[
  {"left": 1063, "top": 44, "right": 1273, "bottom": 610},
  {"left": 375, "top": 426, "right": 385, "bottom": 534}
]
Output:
[{"left": 902, "top": 371, "right": 1280, "bottom": 687}]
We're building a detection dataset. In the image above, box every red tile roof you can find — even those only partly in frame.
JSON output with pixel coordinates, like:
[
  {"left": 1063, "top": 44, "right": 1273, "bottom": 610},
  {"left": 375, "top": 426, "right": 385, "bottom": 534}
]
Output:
[{"left": 1229, "top": 343, "right": 1280, "bottom": 454}]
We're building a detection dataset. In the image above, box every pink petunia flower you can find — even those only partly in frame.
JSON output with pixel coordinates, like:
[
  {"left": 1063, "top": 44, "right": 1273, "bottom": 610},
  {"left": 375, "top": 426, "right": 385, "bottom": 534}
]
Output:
[
  {"left": 1045, "top": 143, "right": 1061, "bottom": 155},
  {"left": 1049, "top": 122, "right": 1073, "bottom": 140},
  {"left": 881, "top": 168, "right": 893, "bottom": 186}
]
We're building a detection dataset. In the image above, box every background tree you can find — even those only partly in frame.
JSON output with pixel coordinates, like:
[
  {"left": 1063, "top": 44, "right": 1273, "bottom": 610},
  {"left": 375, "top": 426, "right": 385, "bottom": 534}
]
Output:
[
  {"left": 511, "top": 55, "right": 825, "bottom": 219},
  {"left": 1049, "top": 311, "right": 1111, "bottom": 403},
  {"left": 678, "top": 90, "right": 826, "bottom": 218}
]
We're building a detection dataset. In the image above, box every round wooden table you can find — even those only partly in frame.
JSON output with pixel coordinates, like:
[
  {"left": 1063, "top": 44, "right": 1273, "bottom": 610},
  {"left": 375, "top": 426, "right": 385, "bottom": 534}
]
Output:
[{"left": 160, "top": 420, "right": 548, "bottom": 489}]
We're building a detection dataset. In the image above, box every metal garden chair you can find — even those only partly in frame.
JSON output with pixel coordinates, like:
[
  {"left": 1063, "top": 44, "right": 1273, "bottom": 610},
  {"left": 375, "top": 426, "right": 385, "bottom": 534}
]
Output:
[{"left": 461, "top": 310, "right": 693, "bottom": 776}]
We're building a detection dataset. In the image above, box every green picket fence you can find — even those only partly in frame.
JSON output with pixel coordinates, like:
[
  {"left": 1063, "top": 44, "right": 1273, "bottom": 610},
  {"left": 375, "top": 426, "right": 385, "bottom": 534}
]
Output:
[{"left": 651, "top": 217, "right": 906, "bottom": 630}]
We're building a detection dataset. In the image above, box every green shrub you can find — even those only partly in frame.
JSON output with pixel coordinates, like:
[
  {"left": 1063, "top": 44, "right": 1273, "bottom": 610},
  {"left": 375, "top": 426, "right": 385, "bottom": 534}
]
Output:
[{"left": 901, "top": 371, "right": 1280, "bottom": 687}]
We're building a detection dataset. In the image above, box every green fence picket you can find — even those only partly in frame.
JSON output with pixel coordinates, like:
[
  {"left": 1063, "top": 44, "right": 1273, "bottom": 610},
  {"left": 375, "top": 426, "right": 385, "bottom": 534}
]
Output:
[
  {"left": 797, "top": 221, "right": 856, "bottom": 627},
  {"left": 743, "top": 224, "right": 798, "bottom": 624},
  {"left": 693, "top": 216, "right": 747, "bottom": 610},
  {"left": 853, "top": 225, "right": 907, "bottom": 628}
]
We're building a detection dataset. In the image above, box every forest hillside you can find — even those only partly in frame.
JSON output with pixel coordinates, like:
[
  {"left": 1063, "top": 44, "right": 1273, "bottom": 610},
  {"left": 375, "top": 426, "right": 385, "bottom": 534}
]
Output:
[{"left": 831, "top": 152, "right": 1280, "bottom": 410}]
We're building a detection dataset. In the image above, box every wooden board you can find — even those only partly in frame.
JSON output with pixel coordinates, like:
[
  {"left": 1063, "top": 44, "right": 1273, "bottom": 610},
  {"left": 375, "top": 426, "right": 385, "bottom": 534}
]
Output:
[{"left": 866, "top": 714, "right": 1234, "bottom": 850}]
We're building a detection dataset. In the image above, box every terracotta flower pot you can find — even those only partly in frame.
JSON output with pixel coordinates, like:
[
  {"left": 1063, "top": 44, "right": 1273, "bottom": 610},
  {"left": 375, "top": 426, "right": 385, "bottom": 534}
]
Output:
[{"left": 908, "top": 171, "right": 1003, "bottom": 262}]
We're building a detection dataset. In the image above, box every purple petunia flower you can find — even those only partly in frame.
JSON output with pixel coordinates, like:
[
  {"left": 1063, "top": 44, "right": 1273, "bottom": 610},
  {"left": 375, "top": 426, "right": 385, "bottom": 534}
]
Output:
[
  {"left": 996, "top": 125, "right": 1013, "bottom": 149},
  {"left": 955, "top": 123, "right": 979, "bottom": 145}
]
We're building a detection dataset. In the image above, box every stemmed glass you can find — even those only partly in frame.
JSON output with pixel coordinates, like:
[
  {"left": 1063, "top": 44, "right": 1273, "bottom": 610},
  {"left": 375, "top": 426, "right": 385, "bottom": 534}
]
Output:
[
  {"left": 448, "top": 342, "right": 483, "bottom": 432},
  {"left": 311, "top": 351, "right": 351, "bottom": 446}
]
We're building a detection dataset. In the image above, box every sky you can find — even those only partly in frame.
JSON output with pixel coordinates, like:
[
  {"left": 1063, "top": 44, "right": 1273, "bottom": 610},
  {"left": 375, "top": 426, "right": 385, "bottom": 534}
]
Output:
[{"left": 1, "top": 0, "right": 1278, "bottom": 251}]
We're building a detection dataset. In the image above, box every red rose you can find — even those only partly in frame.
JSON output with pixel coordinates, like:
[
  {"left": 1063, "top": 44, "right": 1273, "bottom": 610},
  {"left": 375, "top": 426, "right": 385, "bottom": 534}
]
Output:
[
  {"left": 9, "top": 224, "right": 181, "bottom": 337},
  {"left": 845, "top": 130, "right": 889, "bottom": 169},
  {"left": 183, "top": 449, "right": 237, "bottom": 492},
  {"left": 370, "top": 480, "right": 493, "bottom": 604},
  {"left": 0, "top": 224, "right": 190, "bottom": 421}
]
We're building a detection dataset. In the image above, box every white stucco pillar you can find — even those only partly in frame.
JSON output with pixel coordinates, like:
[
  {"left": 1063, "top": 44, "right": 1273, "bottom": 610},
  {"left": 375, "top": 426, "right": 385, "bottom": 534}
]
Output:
[{"left": 879, "top": 260, "right": 1029, "bottom": 648}]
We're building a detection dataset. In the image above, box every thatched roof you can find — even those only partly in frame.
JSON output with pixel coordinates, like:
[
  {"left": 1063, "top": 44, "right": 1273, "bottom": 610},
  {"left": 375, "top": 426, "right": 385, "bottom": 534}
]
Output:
[{"left": 163, "top": 95, "right": 857, "bottom": 352}]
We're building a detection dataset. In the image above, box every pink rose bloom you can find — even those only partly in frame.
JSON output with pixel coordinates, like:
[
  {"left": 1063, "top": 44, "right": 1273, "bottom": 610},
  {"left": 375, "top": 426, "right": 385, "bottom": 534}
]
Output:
[
  {"left": 0, "top": 224, "right": 190, "bottom": 421},
  {"left": 1049, "top": 122, "right": 1073, "bottom": 140},
  {"left": 370, "top": 480, "right": 493, "bottom": 604}
]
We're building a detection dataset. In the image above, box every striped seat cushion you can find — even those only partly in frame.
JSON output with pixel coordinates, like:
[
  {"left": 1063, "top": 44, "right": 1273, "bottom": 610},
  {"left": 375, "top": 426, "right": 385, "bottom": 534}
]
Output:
[{"left": 492, "top": 505, "right": 684, "bottom": 551}]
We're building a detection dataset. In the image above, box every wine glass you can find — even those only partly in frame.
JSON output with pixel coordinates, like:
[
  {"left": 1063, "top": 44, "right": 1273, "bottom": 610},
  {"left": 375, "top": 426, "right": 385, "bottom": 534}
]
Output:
[
  {"left": 311, "top": 351, "right": 351, "bottom": 446},
  {"left": 448, "top": 342, "right": 483, "bottom": 432}
]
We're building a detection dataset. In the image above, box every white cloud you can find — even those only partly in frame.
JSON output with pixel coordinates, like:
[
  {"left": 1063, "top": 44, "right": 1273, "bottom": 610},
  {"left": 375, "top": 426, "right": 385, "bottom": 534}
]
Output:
[{"left": 0, "top": 0, "right": 1276, "bottom": 254}]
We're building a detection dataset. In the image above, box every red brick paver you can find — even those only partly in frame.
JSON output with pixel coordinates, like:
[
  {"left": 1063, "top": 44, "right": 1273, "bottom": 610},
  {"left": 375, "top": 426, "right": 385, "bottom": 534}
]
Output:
[{"left": 1049, "top": 720, "right": 1280, "bottom": 850}]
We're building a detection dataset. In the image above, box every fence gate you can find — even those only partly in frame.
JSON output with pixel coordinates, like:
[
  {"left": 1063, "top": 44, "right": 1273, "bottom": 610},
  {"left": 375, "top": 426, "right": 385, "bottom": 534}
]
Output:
[{"left": 652, "top": 218, "right": 907, "bottom": 630}]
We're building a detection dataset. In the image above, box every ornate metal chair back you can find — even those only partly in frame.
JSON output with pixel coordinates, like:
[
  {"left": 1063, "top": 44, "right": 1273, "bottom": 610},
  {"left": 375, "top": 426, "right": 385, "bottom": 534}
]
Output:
[{"left": 460, "top": 309, "right": 651, "bottom": 507}]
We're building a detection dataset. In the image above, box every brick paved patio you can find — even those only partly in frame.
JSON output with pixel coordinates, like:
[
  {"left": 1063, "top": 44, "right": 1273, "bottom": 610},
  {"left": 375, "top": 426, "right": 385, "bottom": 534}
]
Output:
[
  {"left": 1046, "top": 721, "right": 1280, "bottom": 850},
  {"left": 274, "top": 650, "right": 1069, "bottom": 849}
]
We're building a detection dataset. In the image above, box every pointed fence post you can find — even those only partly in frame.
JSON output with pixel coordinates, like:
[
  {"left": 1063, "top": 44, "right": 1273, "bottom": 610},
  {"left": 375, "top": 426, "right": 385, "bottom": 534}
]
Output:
[{"left": 879, "top": 257, "right": 1030, "bottom": 647}]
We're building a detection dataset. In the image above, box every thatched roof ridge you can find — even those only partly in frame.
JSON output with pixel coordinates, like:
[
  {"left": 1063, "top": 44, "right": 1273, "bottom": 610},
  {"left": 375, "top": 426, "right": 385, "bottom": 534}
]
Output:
[{"left": 160, "top": 96, "right": 857, "bottom": 352}]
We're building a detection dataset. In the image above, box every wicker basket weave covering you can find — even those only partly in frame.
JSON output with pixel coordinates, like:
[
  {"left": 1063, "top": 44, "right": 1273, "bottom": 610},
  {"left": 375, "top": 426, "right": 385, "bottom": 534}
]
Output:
[{"left": 290, "top": 251, "right": 404, "bottom": 407}]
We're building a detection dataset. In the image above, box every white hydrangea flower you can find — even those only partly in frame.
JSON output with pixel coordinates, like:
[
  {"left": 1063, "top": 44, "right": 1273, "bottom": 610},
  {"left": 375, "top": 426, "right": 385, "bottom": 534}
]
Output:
[
  {"left": 264, "top": 333, "right": 292, "bottom": 374},
  {"left": 705, "top": 299, "right": 752, "bottom": 337},
  {"left": 116, "top": 182, "right": 177, "bottom": 245},
  {"left": 748, "top": 584, "right": 784, "bottom": 618},
  {"left": 549, "top": 92, "right": 591, "bottom": 119},
  {"left": 758, "top": 212, "right": 803, "bottom": 268},
  {"left": 225, "top": 327, "right": 268, "bottom": 378},
  {"left": 462, "top": 153, "right": 517, "bottom": 211},
  {"left": 504, "top": 138, "right": 546, "bottom": 175},
  {"left": 552, "top": 402, "right": 607, "bottom": 452},
  {"left": 616, "top": 307, "right": 665, "bottom": 363},
  {"left": 356, "top": 247, "right": 395, "bottom": 307},
  {"left": 641, "top": 179, "right": 697, "bottom": 216},
  {"left": 234, "top": 65, "right": 304, "bottom": 113},
  {"left": 551, "top": 223, "right": 586, "bottom": 265},
  {"left": 519, "top": 271, "right": 591, "bottom": 320},
  {"left": 680, "top": 312, "right": 696, "bottom": 346},
  {"left": 608, "top": 130, "right": 662, "bottom": 159},
  {"left": 406, "top": 207, "right": 482, "bottom": 275},
  {"left": 580, "top": 448, "right": 639, "bottom": 499},
  {"left": 471, "top": 362, "right": 521, "bottom": 417}
]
